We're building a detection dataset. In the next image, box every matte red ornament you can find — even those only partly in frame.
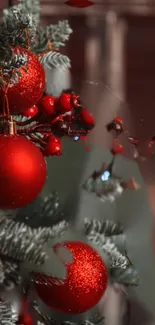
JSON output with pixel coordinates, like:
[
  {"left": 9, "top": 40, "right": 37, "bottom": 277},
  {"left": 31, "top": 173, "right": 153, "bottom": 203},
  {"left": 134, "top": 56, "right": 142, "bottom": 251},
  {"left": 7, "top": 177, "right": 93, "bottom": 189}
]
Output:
[
  {"left": 23, "top": 105, "right": 38, "bottom": 118},
  {"left": 35, "top": 241, "right": 108, "bottom": 314},
  {"left": 0, "top": 47, "right": 45, "bottom": 115},
  {"left": 0, "top": 135, "right": 46, "bottom": 209},
  {"left": 65, "top": 0, "right": 94, "bottom": 7},
  {"left": 80, "top": 108, "right": 95, "bottom": 127},
  {"left": 55, "top": 93, "right": 72, "bottom": 113},
  {"left": 43, "top": 139, "right": 62, "bottom": 156},
  {"left": 38, "top": 95, "right": 56, "bottom": 116},
  {"left": 111, "top": 139, "right": 124, "bottom": 155}
]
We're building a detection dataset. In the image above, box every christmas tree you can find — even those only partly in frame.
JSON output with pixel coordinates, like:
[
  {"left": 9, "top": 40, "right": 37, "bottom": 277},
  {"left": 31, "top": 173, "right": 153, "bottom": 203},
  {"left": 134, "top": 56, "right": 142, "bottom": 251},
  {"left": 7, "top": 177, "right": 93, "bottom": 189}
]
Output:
[{"left": 0, "top": 1, "right": 140, "bottom": 324}]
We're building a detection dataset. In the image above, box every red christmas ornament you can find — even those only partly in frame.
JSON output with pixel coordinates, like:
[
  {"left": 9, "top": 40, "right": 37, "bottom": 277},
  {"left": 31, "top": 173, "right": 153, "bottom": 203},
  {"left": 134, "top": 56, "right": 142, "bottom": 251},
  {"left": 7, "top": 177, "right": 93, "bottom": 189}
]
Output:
[
  {"left": 80, "top": 108, "right": 95, "bottom": 127},
  {"left": 35, "top": 241, "right": 108, "bottom": 314},
  {"left": 65, "top": 0, "right": 94, "bottom": 7},
  {"left": 0, "top": 135, "right": 46, "bottom": 209},
  {"left": 0, "top": 47, "right": 45, "bottom": 115},
  {"left": 43, "top": 138, "right": 62, "bottom": 156},
  {"left": 38, "top": 95, "right": 56, "bottom": 116},
  {"left": 111, "top": 139, "right": 124, "bottom": 155},
  {"left": 23, "top": 105, "right": 38, "bottom": 118},
  {"left": 55, "top": 93, "right": 72, "bottom": 113}
]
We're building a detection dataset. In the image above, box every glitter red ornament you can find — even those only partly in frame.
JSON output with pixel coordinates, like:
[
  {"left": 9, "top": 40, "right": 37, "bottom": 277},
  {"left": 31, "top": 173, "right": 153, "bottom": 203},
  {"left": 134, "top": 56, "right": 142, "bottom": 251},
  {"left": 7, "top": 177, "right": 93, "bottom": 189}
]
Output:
[
  {"left": 0, "top": 47, "right": 45, "bottom": 115},
  {"left": 35, "top": 241, "right": 108, "bottom": 314},
  {"left": 0, "top": 134, "right": 46, "bottom": 209}
]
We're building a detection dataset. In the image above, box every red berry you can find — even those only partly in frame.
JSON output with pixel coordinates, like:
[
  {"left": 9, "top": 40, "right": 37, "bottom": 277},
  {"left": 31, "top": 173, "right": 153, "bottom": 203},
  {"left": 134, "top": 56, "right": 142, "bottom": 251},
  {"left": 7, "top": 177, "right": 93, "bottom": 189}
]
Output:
[
  {"left": 47, "top": 135, "right": 61, "bottom": 143},
  {"left": 38, "top": 95, "right": 56, "bottom": 116},
  {"left": 55, "top": 93, "right": 72, "bottom": 113},
  {"left": 43, "top": 140, "right": 62, "bottom": 156},
  {"left": 114, "top": 117, "right": 123, "bottom": 125},
  {"left": 80, "top": 108, "right": 95, "bottom": 126},
  {"left": 111, "top": 139, "right": 124, "bottom": 155},
  {"left": 23, "top": 105, "right": 38, "bottom": 118}
]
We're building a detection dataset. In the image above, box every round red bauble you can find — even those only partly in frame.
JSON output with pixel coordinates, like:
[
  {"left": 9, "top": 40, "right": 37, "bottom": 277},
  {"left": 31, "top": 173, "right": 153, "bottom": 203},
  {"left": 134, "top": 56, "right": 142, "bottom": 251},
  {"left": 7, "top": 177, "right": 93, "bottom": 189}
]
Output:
[
  {"left": 0, "top": 47, "right": 45, "bottom": 115},
  {"left": 55, "top": 93, "right": 72, "bottom": 113},
  {"left": 23, "top": 105, "right": 38, "bottom": 118},
  {"left": 35, "top": 241, "right": 108, "bottom": 314},
  {"left": 0, "top": 135, "right": 46, "bottom": 209},
  {"left": 38, "top": 95, "right": 56, "bottom": 116}
]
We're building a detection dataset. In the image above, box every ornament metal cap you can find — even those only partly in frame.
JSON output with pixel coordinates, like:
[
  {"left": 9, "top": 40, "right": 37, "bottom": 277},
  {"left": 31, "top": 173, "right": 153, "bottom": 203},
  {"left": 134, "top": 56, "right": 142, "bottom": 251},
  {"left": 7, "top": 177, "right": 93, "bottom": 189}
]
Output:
[{"left": 1, "top": 116, "right": 17, "bottom": 135}]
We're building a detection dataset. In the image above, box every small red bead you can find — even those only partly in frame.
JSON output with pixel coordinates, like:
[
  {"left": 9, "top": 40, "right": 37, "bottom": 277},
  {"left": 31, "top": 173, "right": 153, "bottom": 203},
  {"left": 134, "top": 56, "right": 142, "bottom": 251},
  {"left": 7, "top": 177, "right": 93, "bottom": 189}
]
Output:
[
  {"left": 80, "top": 108, "right": 95, "bottom": 126},
  {"left": 55, "top": 93, "right": 72, "bottom": 113},
  {"left": 23, "top": 105, "right": 38, "bottom": 118},
  {"left": 111, "top": 139, "right": 124, "bottom": 155},
  {"left": 38, "top": 95, "right": 56, "bottom": 116},
  {"left": 43, "top": 140, "right": 62, "bottom": 156},
  {"left": 114, "top": 117, "right": 123, "bottom": 125},
  {"left": 47, "top": 135, "right": 61, "bottom": 143}
]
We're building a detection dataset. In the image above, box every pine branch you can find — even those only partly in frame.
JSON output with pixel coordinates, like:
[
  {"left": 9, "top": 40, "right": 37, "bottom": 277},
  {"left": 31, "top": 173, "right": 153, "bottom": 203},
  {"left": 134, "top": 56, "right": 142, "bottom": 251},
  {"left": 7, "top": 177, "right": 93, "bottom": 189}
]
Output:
[
  {"left": 18, "top": 0, "right": 40, "bottom": 26},
  {"left": 87, "top": 231, "right": 129, "bottom": 269},
  {"left": 0, "top": 301, "right": 18, "bottom": 325},
  {"left": 2, "top": 6, "right": 35, "bottom": 49},
  {"left": 47, "top": 21, "right": 73, "bottom": 50},
  {"left": 0, "top": 48, "right": 28, "bottom": 86},
  {"left": 33, "top": 21, "right": 72, "bottom": 53},
  {"left": 84, "top": 219, "right": 124, "bottom": 237},
  {"left": 40, "top": 52, "right": 71, "bottom": 70},
  {"left": 34, "top": 302, "right": 104, "bottom": 325},
  {"left": 15, "top": 192, "right": 65, "bottom": 228},
  {"left": 110, "top": 266, "right": 140, "bottom": 286},
  {"left": 0, "top": 256, "right": 21, "bottom": 291},
  {"left": 0, "top": 218, "right": 53, "bottom": 265}
]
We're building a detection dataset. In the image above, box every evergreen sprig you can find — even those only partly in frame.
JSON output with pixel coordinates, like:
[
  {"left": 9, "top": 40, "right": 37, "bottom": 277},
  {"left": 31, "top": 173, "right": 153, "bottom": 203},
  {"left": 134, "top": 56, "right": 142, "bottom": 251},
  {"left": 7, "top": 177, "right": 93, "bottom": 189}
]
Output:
[
  {"left": 0, "top": 301, "right": 18, "bottom": 325},
  {"left": 33, "top": 21, "right": 73, "bottom": 53},
  {"left": 40, "top": 52, "right": 71, "bottom": 70}
]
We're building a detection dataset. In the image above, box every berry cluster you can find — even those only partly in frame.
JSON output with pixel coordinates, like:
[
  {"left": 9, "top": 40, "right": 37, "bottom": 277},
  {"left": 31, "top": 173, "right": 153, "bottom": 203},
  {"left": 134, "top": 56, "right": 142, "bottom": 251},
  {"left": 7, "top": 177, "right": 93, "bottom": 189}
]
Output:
[{"left": 15, "top": 90, "right": 95, "bottom": 157}]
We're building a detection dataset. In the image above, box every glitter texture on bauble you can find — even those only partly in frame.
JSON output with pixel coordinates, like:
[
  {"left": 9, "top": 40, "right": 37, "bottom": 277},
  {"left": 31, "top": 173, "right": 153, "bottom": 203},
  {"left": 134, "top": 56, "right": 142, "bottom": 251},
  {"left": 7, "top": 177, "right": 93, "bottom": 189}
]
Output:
[
  {"left": 0, "top": 47, "right": 45, "bottom": 115},
  {"left": 34, "top": 241, "right": 108, "bottom": 314}
]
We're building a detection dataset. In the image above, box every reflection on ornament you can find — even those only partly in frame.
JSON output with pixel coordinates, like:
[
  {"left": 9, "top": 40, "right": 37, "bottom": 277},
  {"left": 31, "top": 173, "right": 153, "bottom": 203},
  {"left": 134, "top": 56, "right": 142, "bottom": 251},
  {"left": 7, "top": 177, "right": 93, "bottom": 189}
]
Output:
[
  {"left": 34, "top": 241, "right": 108, "bottom": 314},
  {"left": 65, "top": 0, "right": 94, "bottom": 7}
]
